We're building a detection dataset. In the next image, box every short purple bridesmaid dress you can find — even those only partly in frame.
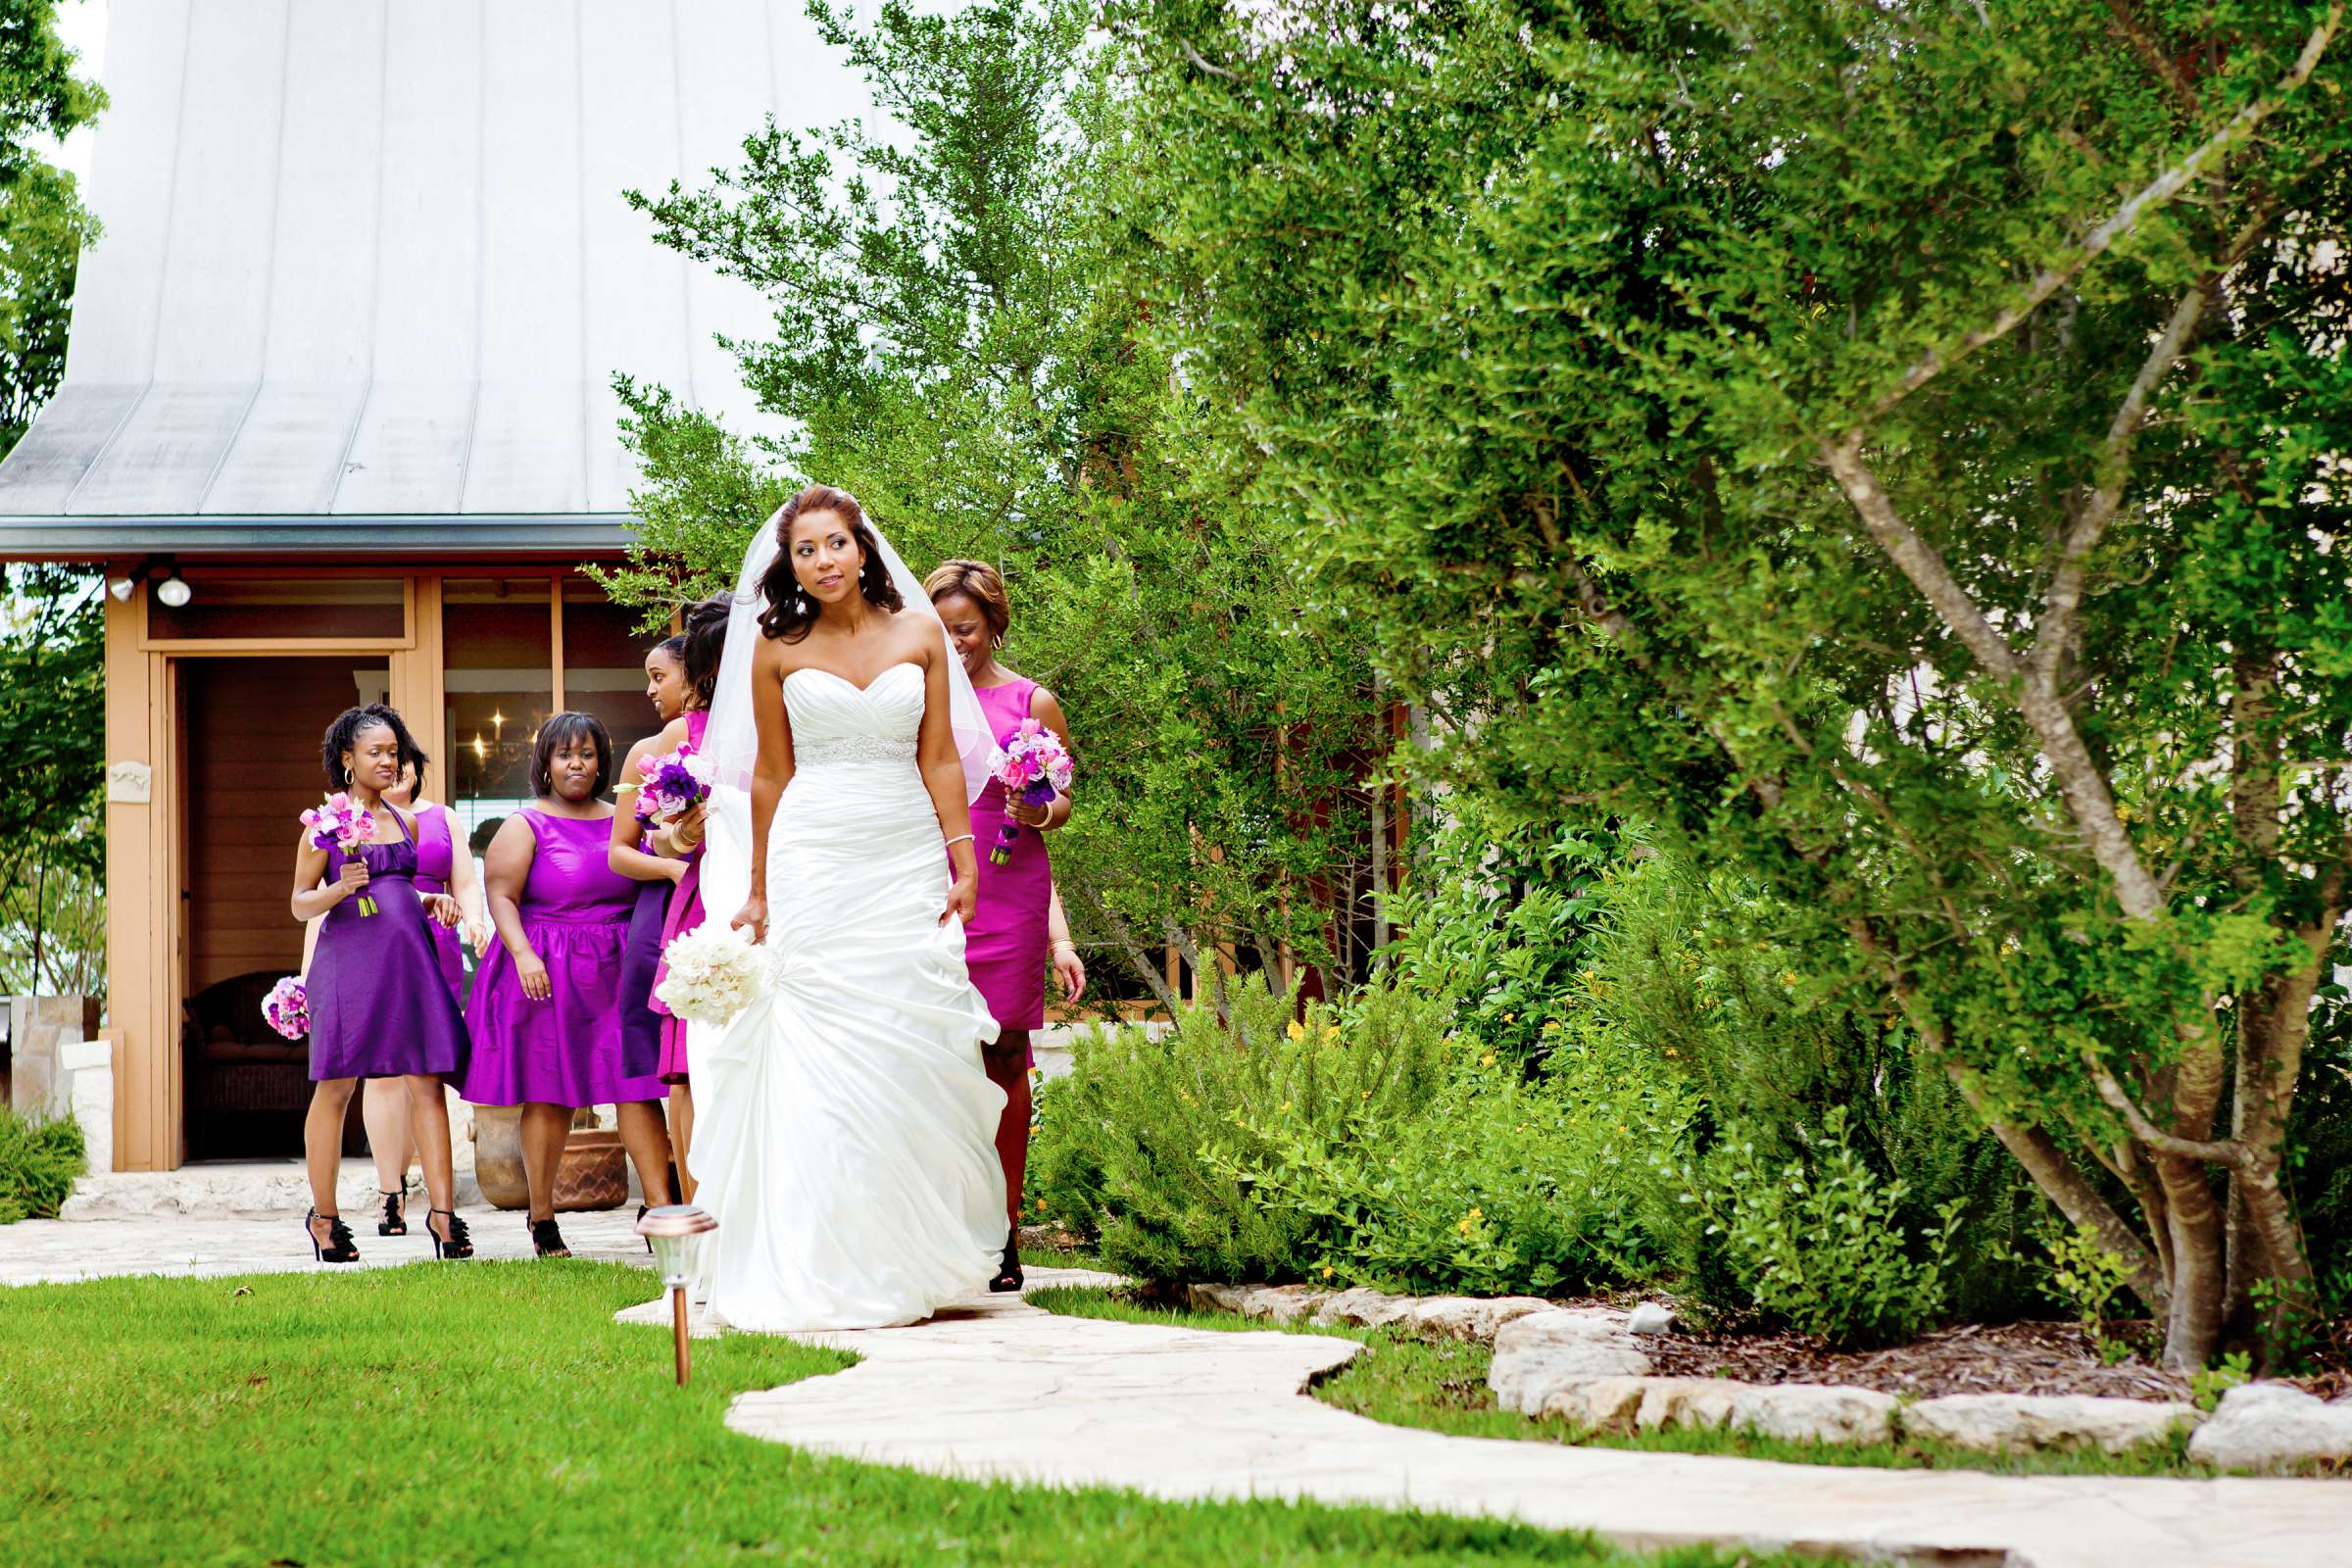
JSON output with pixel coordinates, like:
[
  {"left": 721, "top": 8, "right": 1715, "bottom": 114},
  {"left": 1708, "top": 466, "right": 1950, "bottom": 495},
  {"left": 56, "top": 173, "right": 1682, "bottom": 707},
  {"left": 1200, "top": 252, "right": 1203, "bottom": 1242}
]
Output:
[
  {"left": 461, "top": 809, "right": 667, "bottom": 1108},
  {"left": 964, "top": 678, "right": 1054, "bottom": 1034},
  {"left": 307, "top": 807, "right": 470, "bottom": 1081},
  {"left": 412, "top": 803, "right": 466, "bottom": 999}
]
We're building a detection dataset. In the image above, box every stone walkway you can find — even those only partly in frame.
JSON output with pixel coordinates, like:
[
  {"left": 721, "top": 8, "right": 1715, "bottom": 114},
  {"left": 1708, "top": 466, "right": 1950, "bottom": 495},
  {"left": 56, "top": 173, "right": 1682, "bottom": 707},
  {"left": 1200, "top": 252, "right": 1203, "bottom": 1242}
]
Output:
[
  {"left": 11, "top": 1196, "right": 2352, "bottom": 1567},
  {"left": 619, "top": 1270, "right": 2352, "bottom": 1568},
  {"left": 1, "top": 1198, "right": 652, "bottom": 1284}
]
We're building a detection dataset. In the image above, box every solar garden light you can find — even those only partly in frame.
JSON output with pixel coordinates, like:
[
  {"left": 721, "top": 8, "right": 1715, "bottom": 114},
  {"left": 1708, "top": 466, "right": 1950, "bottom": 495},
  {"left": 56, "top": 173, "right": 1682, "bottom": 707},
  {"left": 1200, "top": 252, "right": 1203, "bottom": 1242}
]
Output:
[{"left": 636, "top": 1203, "right": 716, "bottom": 1385}]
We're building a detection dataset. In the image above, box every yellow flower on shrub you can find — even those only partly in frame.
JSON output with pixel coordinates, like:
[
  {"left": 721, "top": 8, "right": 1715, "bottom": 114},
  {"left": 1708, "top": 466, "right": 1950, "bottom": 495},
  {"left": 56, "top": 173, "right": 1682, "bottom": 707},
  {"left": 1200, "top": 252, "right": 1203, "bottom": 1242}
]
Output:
[
  {"left": 1279, "top": 1101, "right": 1292, "bottom": 1112},
  {"left": 1286, "top": 1020, "right": 1306, "bottom": 1042},
  {"left": 1542, "top": 1019, "right": 1562, "bottom": 1035},
  {"left": 1321, "top": 1264, "right": 1335, "bottom": 1279},
  {"left": 1480, "top": 1051, "right": 1496, "bottom": 1067}
]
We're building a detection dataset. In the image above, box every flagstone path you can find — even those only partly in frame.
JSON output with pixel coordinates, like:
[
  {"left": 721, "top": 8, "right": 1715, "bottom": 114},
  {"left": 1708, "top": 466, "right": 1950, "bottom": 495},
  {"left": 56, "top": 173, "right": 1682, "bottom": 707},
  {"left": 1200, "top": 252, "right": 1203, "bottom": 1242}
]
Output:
[
  {"left": 12, "top": 1196, "right": 2352, "bottom": 1568},
  {"left": 621, "top": 1267, "right": 2352, "bottom": 1568}
]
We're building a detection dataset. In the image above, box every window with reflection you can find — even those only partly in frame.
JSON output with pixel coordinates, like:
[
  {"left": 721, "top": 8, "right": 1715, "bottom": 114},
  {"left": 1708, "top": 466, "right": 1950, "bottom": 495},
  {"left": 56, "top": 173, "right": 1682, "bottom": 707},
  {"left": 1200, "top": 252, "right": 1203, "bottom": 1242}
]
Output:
[
  {"left": 442, "top": 577, "right": 554, "bottom": 863},
  {"left": 561, "top": 577, "right": 667, "bottom": 774}
]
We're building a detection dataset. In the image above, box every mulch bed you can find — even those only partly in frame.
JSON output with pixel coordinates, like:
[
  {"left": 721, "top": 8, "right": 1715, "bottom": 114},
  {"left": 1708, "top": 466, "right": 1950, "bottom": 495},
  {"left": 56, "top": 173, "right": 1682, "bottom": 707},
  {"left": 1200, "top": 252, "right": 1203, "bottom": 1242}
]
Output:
[
  {"left": 1634, "top": 1318, "right": 2195, "bottom": 1401},
  {"left": 1594, "top": 1309, "right": 2352, "bottom": 1402}
]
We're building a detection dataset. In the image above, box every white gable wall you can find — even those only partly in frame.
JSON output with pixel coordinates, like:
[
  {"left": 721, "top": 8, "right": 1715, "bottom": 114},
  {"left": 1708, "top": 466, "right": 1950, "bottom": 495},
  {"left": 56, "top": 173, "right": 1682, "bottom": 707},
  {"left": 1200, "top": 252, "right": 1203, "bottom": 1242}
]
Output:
[{"left": 0, "top": 0, "right": 859, "bottom": 522}]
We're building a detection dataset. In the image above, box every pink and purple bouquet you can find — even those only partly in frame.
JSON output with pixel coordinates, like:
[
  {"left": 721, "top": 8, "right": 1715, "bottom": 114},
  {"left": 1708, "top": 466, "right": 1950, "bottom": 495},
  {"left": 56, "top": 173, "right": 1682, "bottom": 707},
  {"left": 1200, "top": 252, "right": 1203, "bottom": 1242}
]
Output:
[
  {"left": 262, "top": 976, "right": 311, "bottom": 1040},
  {"left": 633, "top": 743, "right": 714, "bottom": 824},
  {"left": 989, "top": 718, "right": 1073, "bottom": 865},
  {"left": 301, "top": 792, "right": 373, "bottom": 854}
]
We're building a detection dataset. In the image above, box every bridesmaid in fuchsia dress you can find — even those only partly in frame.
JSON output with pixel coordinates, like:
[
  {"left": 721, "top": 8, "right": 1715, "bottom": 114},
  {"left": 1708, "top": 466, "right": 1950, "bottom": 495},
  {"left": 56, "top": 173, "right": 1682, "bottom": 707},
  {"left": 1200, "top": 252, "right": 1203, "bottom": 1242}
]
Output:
[{"left": 926, "top": 561, "right": 1082, "bottom": 1294}]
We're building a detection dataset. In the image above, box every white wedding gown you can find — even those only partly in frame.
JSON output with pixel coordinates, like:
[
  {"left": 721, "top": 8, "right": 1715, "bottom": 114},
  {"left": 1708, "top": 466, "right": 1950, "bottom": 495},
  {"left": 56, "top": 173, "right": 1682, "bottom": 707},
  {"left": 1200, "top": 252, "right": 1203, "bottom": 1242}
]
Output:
[{"left": 689, "top": 661, "right": 1010, "bottom": 1332}]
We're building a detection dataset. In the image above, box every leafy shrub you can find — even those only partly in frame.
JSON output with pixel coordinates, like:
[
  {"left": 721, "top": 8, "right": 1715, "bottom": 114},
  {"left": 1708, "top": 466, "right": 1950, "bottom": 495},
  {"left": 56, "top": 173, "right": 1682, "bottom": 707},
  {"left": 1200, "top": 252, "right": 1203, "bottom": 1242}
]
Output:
[
  {"left": 1582, "top": 852, "right": 2047, "bottom": 1324},
  {"left": 1030, "top": 975, "right": 1446, "bottom": 1283},
  {"left": 2042, "top": 1228, "right": 2136, "bottom": 1363},
  {"left": 1205, "top": 1024, "right": 1694, "bottom": 1296},
  {"left": 1387, "top": 803, "right": 1625, "bottom": 1064},
  {"left": 1689, "top": 1106, "right": 1963, "bottom": 1348},
  {"left": 0, "top": 1106, "right": 82, "bottom": 1223}
]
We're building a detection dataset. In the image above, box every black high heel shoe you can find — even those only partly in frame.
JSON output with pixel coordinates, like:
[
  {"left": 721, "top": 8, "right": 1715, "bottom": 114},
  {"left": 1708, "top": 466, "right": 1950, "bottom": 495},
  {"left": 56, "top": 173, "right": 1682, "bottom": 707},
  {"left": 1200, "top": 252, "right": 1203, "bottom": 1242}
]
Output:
[
  {"left": 376, "top": 1188, "right": 407, "bottom": 1237},
  {"left": 528, "top": 1216, "right": 570, "bottom": 1258},
  {"left": 426, "top": 1208, "right": 473, "bottom": 1260},
  {"left": 989, "top": 1227, "right": 1023, "bottom": 1294},
  {"left": 306, "top": 1208, "right": 359, "bottom": 1264},
  {"left": 636, "top": 1202, "right": 654, "bottom": 1255}
]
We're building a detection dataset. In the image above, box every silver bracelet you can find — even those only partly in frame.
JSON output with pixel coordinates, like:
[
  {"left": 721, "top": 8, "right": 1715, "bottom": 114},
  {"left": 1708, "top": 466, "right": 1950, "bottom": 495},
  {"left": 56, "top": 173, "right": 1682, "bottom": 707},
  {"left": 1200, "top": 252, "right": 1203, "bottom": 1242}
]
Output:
[{"left": 944, "top": 833, "right": 976, "bottom": 850}]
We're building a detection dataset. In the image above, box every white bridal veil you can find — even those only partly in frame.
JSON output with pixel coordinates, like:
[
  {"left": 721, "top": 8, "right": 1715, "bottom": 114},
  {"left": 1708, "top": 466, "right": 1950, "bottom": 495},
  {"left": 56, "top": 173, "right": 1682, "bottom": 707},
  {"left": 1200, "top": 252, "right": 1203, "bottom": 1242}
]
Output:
[{"left": 694, "top": 501, "right": 1001, "bottom": 933}]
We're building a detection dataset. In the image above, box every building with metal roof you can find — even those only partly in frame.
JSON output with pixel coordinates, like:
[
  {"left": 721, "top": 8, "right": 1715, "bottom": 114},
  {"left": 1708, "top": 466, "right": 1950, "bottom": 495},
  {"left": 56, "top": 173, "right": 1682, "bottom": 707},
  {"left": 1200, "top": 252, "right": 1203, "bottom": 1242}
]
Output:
[{"left": 0, "top": 0, "right": 851, "bottom": 1170}]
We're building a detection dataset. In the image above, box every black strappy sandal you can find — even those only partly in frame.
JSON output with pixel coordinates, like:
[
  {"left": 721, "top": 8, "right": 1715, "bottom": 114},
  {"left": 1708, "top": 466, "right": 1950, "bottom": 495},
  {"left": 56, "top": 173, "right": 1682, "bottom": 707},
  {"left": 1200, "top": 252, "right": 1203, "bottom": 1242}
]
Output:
[
  {"left": 376, "top": 1188, "right": 408, "bottom": 1237},
  {"left": 305, "top": 1208, "right": 360, "bottom": 1264},
  {"left": 989, "top": 1228, "right": 1023, "bottom": 1294},
  {"left": 427, "top": 1208, "right": 473, "bottom": 1260},
  {"left": 529, "top": 1216, "right": 570, "bottom": 1258}
]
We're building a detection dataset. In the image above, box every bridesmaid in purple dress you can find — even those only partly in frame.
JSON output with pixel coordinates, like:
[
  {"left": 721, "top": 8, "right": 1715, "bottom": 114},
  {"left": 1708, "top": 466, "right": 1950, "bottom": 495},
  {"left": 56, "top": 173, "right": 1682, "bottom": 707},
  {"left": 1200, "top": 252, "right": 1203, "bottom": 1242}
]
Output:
[
  {"left": 341, "top": 750, "right": 489, "bottom": 1240},
  {"left": 926, "top": 561, "right": 1087, "bottom": 1292},
  {"left": 612, "top": 637, "right": 694, "bottom": 1092},
  {"left": 289, "top": 705, "right": 473, "bottom": 1264},
  {"left": 463, "top": 712, "right": 676, "bottom": 1257},
  {"left": 611, "top": 595, "right": 730, "bottom": 1202}
]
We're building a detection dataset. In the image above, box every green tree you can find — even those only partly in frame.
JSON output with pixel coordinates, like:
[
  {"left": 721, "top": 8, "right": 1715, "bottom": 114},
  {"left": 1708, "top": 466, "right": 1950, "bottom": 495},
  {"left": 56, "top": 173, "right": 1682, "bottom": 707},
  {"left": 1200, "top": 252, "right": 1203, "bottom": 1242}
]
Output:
[
  {"left": 0, "top": 0, "right": 101, "bottom": 451},
  {"left": 1118, "top": 0, "right": 2352, "bottom": 1368},
  {"left": 0, "top": 564, "right": 104, "bottom": 994},
  {"left": 600, "top": 0, "right": 1389, "bottom": 1009}
]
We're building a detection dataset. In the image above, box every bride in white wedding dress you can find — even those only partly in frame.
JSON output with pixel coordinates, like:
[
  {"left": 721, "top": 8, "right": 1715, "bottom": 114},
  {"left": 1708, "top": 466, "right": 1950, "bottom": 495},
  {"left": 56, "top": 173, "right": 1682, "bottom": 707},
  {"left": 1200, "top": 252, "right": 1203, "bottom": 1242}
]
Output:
[{"left": 689, "top": 484, "right": 1010, "bottom": 1332}]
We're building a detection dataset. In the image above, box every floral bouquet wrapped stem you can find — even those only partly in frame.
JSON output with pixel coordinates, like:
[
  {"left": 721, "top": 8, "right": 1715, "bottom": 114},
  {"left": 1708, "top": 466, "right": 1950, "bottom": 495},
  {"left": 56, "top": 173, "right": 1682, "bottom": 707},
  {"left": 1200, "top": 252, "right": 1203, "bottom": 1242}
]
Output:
[
  {"left": 301, "top": 792, "right": 373, "bottom": 854},
  {"left": 989, "top": 718, "right": 1073, "bottom": 866},
  {"left": 633, "top": 742, "right": 714, "bottom": 824},
  {"left": 262, "top": 976, "right": 311, "bottom": 1040},
  {"left": 655, "top": 922, "right": 765, "bottom": 1029}
]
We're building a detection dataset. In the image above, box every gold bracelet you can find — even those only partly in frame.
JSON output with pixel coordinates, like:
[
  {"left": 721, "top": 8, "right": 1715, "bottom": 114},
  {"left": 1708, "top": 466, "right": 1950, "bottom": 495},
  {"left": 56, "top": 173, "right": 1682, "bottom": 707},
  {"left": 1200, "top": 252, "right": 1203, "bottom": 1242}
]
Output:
[{"left": 1051, "top": 940, "right": 1077, "bottom": 955}]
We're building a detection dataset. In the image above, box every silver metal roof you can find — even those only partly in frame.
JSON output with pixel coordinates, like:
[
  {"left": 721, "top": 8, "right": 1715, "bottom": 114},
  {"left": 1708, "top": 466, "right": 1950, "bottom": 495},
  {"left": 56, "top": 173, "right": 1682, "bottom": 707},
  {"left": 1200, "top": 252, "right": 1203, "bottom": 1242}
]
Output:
[{"left": 0, "top": 0, "right": 849, "bottom": 550}]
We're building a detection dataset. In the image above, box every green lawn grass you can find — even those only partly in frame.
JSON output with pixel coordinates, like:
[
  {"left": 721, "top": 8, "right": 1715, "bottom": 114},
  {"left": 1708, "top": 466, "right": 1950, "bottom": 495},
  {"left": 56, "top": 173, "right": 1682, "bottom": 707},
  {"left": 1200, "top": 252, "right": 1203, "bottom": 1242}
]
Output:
[
  {"left": 2, "top": 1262, "right": 1798, "bottom": 1567},
  {"left": 1028, "top": 1287, "right": 2211, "bottom": 1480}
]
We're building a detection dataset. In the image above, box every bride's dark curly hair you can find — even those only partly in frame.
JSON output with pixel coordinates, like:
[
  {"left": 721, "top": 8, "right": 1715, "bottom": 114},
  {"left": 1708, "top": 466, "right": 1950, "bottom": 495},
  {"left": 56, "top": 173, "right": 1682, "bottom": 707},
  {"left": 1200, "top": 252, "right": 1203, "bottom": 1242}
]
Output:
[{"left": 757, "top": 484, "right": 902, "bottom": 642}]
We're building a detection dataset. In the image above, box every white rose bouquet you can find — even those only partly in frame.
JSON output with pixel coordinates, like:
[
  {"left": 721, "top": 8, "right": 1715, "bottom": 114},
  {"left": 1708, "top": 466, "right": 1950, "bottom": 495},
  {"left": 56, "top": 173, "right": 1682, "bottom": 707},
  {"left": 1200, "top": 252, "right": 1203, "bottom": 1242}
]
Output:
[{"left": 655, "top": 921, "right": 765, "bottom": 1028}]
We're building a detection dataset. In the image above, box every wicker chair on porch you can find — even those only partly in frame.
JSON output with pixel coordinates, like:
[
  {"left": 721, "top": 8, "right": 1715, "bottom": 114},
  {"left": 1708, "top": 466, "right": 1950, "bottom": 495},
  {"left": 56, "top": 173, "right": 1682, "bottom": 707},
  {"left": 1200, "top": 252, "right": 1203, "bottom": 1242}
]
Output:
[{"left": 181, "top": 971, "right": 364, "bottom": 1161}]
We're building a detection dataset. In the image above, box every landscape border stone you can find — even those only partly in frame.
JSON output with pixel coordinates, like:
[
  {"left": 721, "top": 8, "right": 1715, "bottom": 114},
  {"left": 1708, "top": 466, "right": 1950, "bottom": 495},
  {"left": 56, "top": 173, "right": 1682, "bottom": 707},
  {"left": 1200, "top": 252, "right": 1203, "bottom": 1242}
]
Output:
[{"left": 1175, "top": 1280, "right": 2263, "bottom": 1461}]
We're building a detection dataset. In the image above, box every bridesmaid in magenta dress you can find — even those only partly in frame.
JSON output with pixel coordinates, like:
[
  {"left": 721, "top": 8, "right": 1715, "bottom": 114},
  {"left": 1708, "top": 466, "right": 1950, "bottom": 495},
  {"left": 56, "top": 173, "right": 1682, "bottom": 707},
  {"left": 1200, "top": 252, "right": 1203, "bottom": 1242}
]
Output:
[
  {"left": 289, "top": 705, "right": 473, "bottom": 1265},
  {"left": 463, "top": 712, "right": 675, "bottom": 1258},
  {"left": 927, "top": 560, "right": 1086, "bottom": 1292}
]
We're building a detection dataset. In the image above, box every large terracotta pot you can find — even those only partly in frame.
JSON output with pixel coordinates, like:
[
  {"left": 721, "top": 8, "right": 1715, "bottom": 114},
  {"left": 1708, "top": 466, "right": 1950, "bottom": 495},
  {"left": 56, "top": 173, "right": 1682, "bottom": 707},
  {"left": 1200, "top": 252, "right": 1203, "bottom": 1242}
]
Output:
[{"left": 467, "top": 1106, "right": 630, "bottom": 1212}]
